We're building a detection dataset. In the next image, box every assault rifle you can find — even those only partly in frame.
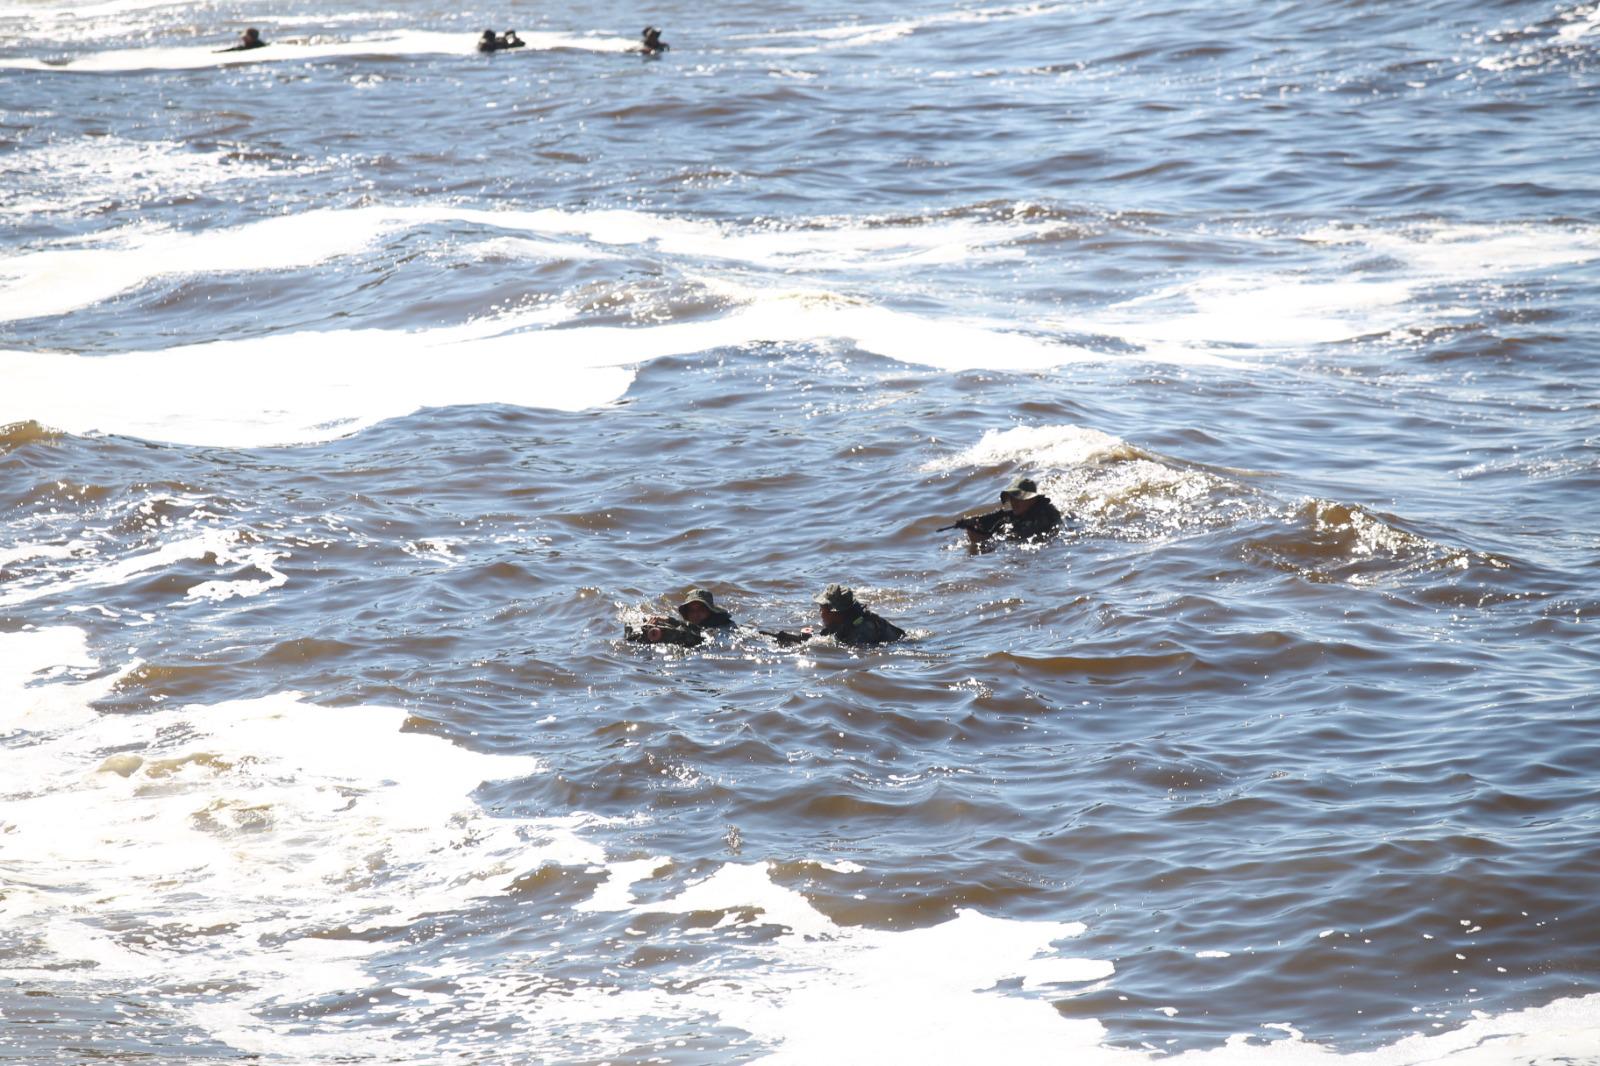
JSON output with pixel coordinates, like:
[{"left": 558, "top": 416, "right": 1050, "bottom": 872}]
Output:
[
  {"left": 935, "top": 511, "right": 1008, "bottom": 536},
  {"left": 757, "top": 629, "right": 812, "bottom": 647}
]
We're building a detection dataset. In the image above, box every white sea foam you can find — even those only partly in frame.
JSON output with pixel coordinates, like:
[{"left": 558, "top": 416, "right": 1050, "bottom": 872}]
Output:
[
  {"left": 0, "top": 203, "right": 1070, "bottom": 321},
  {"left": 7, "top": 208, "right": 1596, "bottom": 448},
  {"left": 0, "top": 625, "right": 582, "bottom": 1045},
  {"left": 3, "top": 626, "right": 1598, "bottom": 1060},
  {"left": 1103, "top": 275, "right": 1421, "bottom": 350},
  {"left": 0, "top": 0, "right": 186, "bottom": 21},
  {"left": 0, "top": 527, "right": 282, "bottom": 607},
  {"left": 740, "top": 1, "right": 1068, "bottom": 54},
  {"left": 1303, "top": 222, "right": 1600, "bottom": 278},
  {"left": 1104, "top": 222, "right": 1600, "bottom": 355},
  {"left": 0, "top": 135, "right": 284, "bottom": 219},
  {"left": 2, "top": 295, "right": 1212, "bottom": 447},
  {"left": 0, "top": 540, "right": 77, "bottom": 567},
  {"left": 0, "top": 29, "right": 634, "bottom": 72},
  {"left": 1557, "top": 4, "right": 1600, "bottom": 41},
  {"left": 924, "top": 424, "right": 1140, "bottom": 472}
]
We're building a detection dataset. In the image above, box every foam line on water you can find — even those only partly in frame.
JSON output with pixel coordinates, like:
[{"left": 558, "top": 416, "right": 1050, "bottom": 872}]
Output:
[
  {"left": 737, "top": 1, "right": 1068, "bottom": 53},
  {"left": 0, "top": 136, "right": 285, "bottom": 219},
  {"left": 923, "top": 424, "right": 1143, "bottom": 472},
  {"left": 0, "top": 203, "right": 1073, "bottom": 322},
  {"left": 1302, "top": 222, "right": 1600, "bottom": 277},
  {"left": 1, "top": 294, "right": 1236, "bottom": 447},
  {"left": 0, "top": 29, "right": 634, "bottom": 72},
  {"left": 0, "top": 528, "right": 238, "bottom": 608},
  {"left": 0, "top": 625, "right": 597, "bottom": 1039}
]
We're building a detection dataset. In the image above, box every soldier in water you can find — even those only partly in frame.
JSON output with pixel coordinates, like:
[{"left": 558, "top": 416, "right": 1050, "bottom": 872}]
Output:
[
  {"left": 637, "top": 26, "right": 669, "bottom": 54},
  {"left": 943, "top": 476, "right": 1064, "bottom": 545},
  {"left": 624, "top": 588, "right": 733, "bottom": 647},
  {"left": 217, "top": 27, "right": 267, "bottom": 52},
  {"left": 478, "top": 29, "right": 525, "bottom": 52},
  {"left": 772, "top": 585, "right": 905, "bottom": 647}
]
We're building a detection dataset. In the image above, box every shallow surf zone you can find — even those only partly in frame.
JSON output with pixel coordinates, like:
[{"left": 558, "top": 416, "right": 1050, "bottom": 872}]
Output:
[
  {"left": 5, "top": 623, "right": 1599, "bottom": 1063},
  {"left": 0, "top": 624, "right": 1113, "bottom": 1062}
]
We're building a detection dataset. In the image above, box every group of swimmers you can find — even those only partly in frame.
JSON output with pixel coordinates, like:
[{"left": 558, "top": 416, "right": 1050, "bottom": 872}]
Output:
[
  {"left": 480, "top": 25, "right": 668, "bottom": 54},
  {"left": 215, "top": 25, "right": 669, "bottom": 56},
  {"left": 624, "top": 476, "right": 1068, "bottom": 650}
]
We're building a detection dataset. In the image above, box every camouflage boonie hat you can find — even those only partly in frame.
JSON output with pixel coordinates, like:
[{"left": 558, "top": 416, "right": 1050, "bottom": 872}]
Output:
[
  {"left": 678, "top": 588, "right": 718, "bottom": 612},
  {"left": 815, "top": 583, "right": 857, "bottom": 609},
  {"left": 1000, "top": 476, "right": 1040, "bottom": 501}
]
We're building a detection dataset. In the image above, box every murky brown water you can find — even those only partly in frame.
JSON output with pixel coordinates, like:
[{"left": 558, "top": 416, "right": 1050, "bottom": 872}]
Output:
[{"left": 3, "top": 0, "right": 1599, "bottom": 1061}]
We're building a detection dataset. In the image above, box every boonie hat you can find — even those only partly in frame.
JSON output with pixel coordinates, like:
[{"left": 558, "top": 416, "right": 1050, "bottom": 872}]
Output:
[
  {"left": 1000, "top": 476, "right": 1039, "bottom": 502},
  {"left": 815, "top": 584, "right": 857, "bottom": 609},
  {"left": 677, "top": 588, "right": 718, "bottom": 612}
]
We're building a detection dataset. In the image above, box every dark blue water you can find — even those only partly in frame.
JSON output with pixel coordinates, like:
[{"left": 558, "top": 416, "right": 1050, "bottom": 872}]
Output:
[{"left": 2, "top": 0, "right": 1599, "bottom": 1062}]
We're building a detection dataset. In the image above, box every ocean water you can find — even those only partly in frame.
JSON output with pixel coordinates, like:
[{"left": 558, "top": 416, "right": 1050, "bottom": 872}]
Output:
[{"left": 2, "top": 0, "right": 1599, "bottom": 1061}]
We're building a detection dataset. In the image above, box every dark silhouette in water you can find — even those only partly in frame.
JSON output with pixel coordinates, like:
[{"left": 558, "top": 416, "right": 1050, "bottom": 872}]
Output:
[
  {"left": 216, "top": 28, "right": 266, "bottom": 53},
  {"left": 770, "top": 585, "right": 905, "bottom": 647},
  {"left": 940, "top": 475, "right": 1065, "bottom": 546},
  {"left": 478, "top": 29, "right": 525, "bottom": 53},
  {"left": 638, "top": 25, "right": 669, "bottom": 55}
]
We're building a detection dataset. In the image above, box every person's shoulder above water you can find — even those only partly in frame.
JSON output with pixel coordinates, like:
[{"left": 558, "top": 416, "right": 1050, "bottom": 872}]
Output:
[
  {"left": 637, "top": 25, "right": 670, "bottom": 54},
  {"left": 216, "top": 27, "right": 266, "bottom": 52}
]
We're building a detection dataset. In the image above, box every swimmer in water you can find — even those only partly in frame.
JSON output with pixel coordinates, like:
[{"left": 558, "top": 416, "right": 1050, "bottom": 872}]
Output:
[
  {"left": 216, "top": 27, "right": 266, "bottom": 53},
  {"left": 638, "top": 25, "right": 669, "bottom": 55},
  {"left": 479, "top": 28, "right": 525, "bottom": 52}
]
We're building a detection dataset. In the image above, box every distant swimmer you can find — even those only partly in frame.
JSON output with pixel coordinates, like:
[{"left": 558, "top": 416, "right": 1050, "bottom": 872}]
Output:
[
  {"left": 624, "top": 587, "right": 734, "bottom": 647},
  {"left": 941, "top": 476, "right": 1065, "bottom": 545},
  {"left": 216, "top": 27, "right": 267, "bottom": 53},
  {"left": 637, "top": 25, "right": 670, "bottom": 55},
  {"left": 478, "top": 29, "right": 525, "bottom": 53},
  {"left": 771, "top": 585, "right": 906, "bottom": 647}
]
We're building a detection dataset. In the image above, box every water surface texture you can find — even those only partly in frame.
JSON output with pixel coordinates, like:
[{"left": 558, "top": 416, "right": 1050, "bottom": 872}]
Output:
[{"left": 2, "top": 0, "right": 1599, "bottom": 1061}]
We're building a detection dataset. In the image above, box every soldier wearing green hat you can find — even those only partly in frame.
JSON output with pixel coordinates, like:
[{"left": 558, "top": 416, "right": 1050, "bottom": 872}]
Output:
[
  {"left": 772, "top": 584, "right": 905, "bottom": 647},
  {"left": 943, "top": 475, "right": 1064, "bottom": 545},
  {"left": 624, "top": 587, "right": 735, "bottom": 647}
]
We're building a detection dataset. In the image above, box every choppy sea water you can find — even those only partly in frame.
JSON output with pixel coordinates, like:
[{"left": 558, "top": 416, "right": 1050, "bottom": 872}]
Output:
[{"left": 3, "top": 0, "right": 1599, "bottom": 1061}]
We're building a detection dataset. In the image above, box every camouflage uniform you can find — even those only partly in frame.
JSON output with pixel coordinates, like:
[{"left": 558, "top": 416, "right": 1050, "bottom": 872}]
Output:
[
  {"left": 958, "top": 476, "right": 1064, "bottom": 544},
  {"left": 814, "top": 585, "right": 906, "bottom": 646},
  {"left": 625, "top": 588, "right": 734, "bottom": 647}
]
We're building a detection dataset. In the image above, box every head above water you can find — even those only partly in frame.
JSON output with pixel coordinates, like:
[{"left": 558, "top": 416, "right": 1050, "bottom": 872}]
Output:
[
  {"left": 676, "top": 588, "right": 722, "bottom": 625},
  {"left": 815, "top": 583, "right": 859, "bottom": 625},
  {"left": 642, "top": 25, "right": 662, "bottom": 42}
]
